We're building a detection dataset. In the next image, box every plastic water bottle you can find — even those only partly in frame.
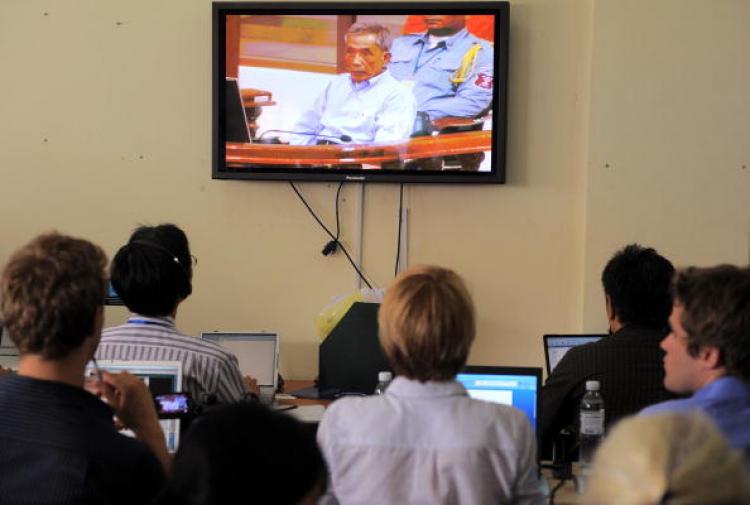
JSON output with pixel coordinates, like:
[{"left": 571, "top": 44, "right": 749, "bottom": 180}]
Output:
[
  {"left": 374, "top": 371, "right": 393, "bottom": 395},
  {"left": 578, "top": 380, "right": 604, "bottom": 492}
]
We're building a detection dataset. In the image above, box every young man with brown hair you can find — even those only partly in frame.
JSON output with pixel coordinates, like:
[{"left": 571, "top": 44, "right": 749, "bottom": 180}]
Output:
[
  {"left": 641, "top": 265, "right": 750, "bottom": 451},
  {"left": 0, "top": 232, "right": 169, "bottom": 504}
]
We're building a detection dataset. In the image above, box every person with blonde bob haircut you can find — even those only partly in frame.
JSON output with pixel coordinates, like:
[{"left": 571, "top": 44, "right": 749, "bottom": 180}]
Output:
[
  {"left": 378, "top": 265, "right": 475, "bottom": 381},
  {"left": 317, "top": 265, "right": 544, "bottom": 505},
  {"left": 583, "top": 412, "right": 750, "bottom": 505}
]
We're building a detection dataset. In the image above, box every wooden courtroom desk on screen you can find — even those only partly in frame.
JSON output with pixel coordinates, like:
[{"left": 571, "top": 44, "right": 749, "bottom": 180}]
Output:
[{"left": 225, "top": 130, "right": 491, "bottom": 167}]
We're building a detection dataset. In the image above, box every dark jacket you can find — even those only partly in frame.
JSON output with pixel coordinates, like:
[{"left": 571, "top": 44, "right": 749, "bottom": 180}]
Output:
[
  {"left": 539, "top": 325, "right": 681, "bottom": 458},
  {"left": 0, "top": 374, "right": 164, "bottom": 504}
]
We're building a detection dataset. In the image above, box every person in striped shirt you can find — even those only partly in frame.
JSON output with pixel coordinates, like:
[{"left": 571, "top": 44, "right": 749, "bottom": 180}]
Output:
[{"left": 96, "top": 224, "right": 257, "bottom": 404}]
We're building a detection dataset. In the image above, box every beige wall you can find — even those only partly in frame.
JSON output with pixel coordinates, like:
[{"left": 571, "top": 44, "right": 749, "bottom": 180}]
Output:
[
  {"left": 0, "top": 0, "right": 746, "bottom": 380},
  {"left": 581, "top": 0, "right": 750, "bottom": 329}
]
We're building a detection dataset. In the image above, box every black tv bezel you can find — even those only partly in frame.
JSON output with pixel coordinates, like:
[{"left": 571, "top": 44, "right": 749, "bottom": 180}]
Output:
[{"left": 212, "top": 2, "right": 509, "bottom": 184}]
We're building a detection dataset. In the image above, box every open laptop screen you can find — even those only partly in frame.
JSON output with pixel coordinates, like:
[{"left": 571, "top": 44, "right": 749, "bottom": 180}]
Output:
[
  {"left": 543, "top": 334, "right": 605, "bottom": 375},
  {"left": 89, "top": 360, "right": 183, "bottom": 453},
  {"left": 456, "top": 366, "right": 541, "bottom": 434},
  {"left": 201, "top": 332, "right": 278, "bottom": 388},
  {"left": 0, "top": 325, "right": 20, "bottom": 369},
  {"left": 93, "top": 360, "right": 182, "bottom": 395}
]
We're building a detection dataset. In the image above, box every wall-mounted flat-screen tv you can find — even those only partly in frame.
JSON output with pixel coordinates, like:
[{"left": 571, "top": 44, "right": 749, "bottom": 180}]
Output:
[{"left": 212, "top": 2, "right": 509, "bottom": 183}]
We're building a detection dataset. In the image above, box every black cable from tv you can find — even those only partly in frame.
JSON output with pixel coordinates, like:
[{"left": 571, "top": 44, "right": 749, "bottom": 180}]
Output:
[
  {"left": 333, "top": 182, "right": 344, "bottom": 249},
  {"left": 288, "top": 181, "right": 374, "bottom": 289},
  {"left": 548, "top": 477, "right": 569, "bottom": 505},
  {"left": 394, "top": 183, "right": 404, "bottom": 277},
  {"left": 321, "top": 182, "right": 343, "bottom": 255}
]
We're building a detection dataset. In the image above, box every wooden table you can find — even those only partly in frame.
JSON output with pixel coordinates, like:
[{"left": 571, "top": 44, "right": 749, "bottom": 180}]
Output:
[
  {"left": 278, "top": 380, "right": 331, "bottom": 407},
  {"left": 225, "top": 130, "right": 492, "bottom": 167}
]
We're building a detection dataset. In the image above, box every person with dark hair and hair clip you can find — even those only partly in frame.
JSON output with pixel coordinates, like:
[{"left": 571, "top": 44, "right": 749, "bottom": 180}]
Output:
[
  {"left": 96, "top": 224, "right": 256, "bottom": 404},
  {"left": 155, "top": 402, "right": 326, "bottom": 505},
  {"left": 317, "top": 265, "right": 544, "bottom": 505},
  {"left": 641, "top": 265, "right": 750, "bottom": 454},
  {"left": 539, "top": 244, "right": 681, "bottom": 458}
]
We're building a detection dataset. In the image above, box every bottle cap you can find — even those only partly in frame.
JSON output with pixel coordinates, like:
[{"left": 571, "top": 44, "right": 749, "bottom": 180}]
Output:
[
  {"left": 378, "top": 371, "right": 393, "bottom": 382},
  {"left": 585, "top": 380, "right": 600, "bottom": 391}
]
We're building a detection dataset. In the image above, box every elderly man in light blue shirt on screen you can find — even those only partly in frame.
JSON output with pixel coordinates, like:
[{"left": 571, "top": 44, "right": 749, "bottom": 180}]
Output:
[
  {"left": 290, "top": 23, "right": 416, "bottom": 146},
  {"left": 640, "top": 265, "right": 750, "bottom": 454}
]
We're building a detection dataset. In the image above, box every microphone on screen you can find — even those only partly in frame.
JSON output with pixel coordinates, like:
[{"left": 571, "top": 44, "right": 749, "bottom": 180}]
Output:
[{"left": 257, "top": 130, "right": 352, "bottom": 144}]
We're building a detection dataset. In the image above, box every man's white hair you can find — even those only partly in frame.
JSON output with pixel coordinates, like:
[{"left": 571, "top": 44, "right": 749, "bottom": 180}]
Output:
[{"left": 346, "top": 22, "right": 392, "bottom": 52}]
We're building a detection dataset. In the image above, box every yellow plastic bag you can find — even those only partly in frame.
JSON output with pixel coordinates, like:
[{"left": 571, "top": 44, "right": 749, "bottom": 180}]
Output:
[
  {"left": 315, "top": 288, "right": 385, "bottom": 341},
  {"left": 315, "top": 291, "right": 363, "bottom": 342}
]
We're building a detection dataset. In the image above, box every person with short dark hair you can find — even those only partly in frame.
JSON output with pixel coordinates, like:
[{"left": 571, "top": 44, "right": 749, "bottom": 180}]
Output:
[
  {"left": 96, "top": 224, "right": 252, "bottom": 404},
  {"left": 0, "top": 232, "right": 168, "bottom": 504},
  {"left": 317, "top": 265, "right": 544, "bottom": 505},
  {"left": 641, "top": 265, "right": 750, "bottom": 451},
  {"left": 156, "top": 402, "right": 326, "bottom": 505},
  {"left": 539, "top": 244, "right": 680, "bottom": 457}
]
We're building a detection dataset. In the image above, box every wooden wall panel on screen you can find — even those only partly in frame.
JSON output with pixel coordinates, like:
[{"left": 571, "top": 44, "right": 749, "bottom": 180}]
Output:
[{"left": 226, "top": 16, "right": 240, "bottom": 78}]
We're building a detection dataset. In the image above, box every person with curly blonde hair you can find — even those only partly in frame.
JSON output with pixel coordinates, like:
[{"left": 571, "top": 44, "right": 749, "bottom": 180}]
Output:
[{"left": 583, "top": 412, "right": 750, "bottom": 505}]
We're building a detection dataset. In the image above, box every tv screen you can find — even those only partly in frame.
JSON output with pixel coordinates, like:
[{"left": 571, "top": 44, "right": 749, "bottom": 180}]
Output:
[{"left": 212, "top": 2, "right": 509, "bottom": 183}]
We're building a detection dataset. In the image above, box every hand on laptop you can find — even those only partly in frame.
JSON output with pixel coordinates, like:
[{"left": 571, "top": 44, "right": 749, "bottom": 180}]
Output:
[{"left": 243, "top": 375, "right": 260, "bottom": 396}]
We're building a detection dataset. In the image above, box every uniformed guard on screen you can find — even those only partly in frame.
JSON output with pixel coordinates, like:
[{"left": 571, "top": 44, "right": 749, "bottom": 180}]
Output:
[
  {"left": 389, "top": 15, "right": 494, "bottom": 122},
  {"left": 289, "top": 23, "right": 417, "bottom": 146}
]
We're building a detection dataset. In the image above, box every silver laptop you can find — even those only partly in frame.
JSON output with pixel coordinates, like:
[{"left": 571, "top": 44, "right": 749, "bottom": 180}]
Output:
[
  {"left": 88, "top": 360, "right": 183, "bottom": 453},
  {"left": 201, "top": 331, "right": 279, "bottom": 403}
]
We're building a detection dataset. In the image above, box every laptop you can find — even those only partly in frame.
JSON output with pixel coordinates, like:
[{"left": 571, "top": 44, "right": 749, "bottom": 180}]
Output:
[
  {"left": 0, "top": 325, "right": 20, "bottom": 369},
  {"left": 456, "top": 366, "right": 541, "bottom": 440},
  {"left": 543, "top": 334, "right": 606, "bottom": 375},
  {"left": 90, "top": 360, "right": 183, "bottom": 453},
  {"left": 224, "top": 77, "right": 252, "bottom": 143},
  {"left": 201, "top": 331, "right": 279, "bottom": 403},
  {"left": 104, "top": 281, "right": 124, "bottom": 306}
]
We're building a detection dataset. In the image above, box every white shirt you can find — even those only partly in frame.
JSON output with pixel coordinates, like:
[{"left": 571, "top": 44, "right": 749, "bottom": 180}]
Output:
[
  {"left": 290, "top": 70, "right": 416, "bottom": 145},
  {"left": 317, "top": 377, "right": 545, "bottom": 505}
]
